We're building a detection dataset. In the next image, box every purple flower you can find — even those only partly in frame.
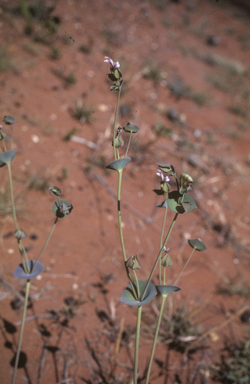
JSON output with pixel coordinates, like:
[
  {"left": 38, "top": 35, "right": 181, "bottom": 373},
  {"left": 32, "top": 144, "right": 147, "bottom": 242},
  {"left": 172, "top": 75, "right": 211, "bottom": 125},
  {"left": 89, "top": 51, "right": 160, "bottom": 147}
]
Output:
[
  {"left": 156, "top": 169, "right": 170, "bottom": 183},
  {"left": 104, "top": 56, "right": 120, "bottom": 69},
  {"left": 104, "top": 56, "right": 113, "bottom": 65}
]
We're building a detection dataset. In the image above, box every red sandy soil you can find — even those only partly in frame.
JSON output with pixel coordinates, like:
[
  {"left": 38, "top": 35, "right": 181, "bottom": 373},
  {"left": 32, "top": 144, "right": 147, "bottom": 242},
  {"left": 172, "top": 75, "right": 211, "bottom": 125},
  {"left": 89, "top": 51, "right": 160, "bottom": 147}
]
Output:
[{"left": 1, "top": 0, "right": 250, "bottom": 383}]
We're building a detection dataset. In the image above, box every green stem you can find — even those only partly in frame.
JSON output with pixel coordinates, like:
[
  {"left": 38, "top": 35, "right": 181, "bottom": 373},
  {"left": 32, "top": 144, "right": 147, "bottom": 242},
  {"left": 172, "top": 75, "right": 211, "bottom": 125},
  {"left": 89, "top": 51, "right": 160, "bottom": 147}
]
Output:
[
  {"left": 125, "top": 131, "right": 132, "bottom": 158},
  {"left": 133, "top": 270, "right": 140, "bottom": 299},
  {"left": 117, "top": 171, "right": 138, "bottom": 300},
  {"left": 7, "top": 163, "right": 29, "bottom": 273},
  {"left": 145, "top": 296, "right": 166, "bottom": 384},
  {"left": 10, "top": 124, "right": 13, "bottom": 149},
  {"left": 159, "top": 205, "right": 168, "bottom": 285},
  {"left": 11, "top": 280, "right": 30, "bottom": 384},
  {"left": 34, "top": 218, "right": 58, "bottom": 270},
  {"left": 2, "top": 138, "right": 7, "bottom": 152},
  {"left": 141, "top": 213, "right": 178, "bottom": 301},
  {"left": 173, "top": 248, "right": 195, "bottom": 285},
  {"left": 163, "top": 265, "right": 166, "bottom": 285},
  {"left": 134, "top": 305, "right": 142, "bottom": 384},
  {"left": 7, "top": 163, "right": 18, "bottom": 231},
  {"left": 113, "top": 90, "right": 121, "bottom": 160}
]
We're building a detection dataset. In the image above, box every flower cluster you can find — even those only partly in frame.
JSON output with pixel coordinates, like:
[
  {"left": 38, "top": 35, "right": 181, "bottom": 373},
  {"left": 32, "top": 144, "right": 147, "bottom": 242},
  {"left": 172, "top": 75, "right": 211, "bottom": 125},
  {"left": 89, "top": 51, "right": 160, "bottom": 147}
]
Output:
[
  {"left": 104, "top": 56, "right": 123, "bottom": 92},
  {"left": 156, "top": 169, "right": 170, "bottom": 194}
]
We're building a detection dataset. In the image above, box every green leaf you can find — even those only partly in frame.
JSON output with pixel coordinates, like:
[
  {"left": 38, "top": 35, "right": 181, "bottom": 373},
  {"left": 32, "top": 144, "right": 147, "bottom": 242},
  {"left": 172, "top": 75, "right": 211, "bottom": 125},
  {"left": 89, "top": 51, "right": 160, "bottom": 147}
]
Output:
[
  {"left": 14, "top": 261, "right": 44, "bottom": 280},
  {"left": 106, "top": 157, "right": 131, "bottom": 172},
  {"left": 120, "top": 281, "right": 157, "bottom": 307},
  {"left": 188, "top": 238, "right": 207, "bottom": 251},
  {"left": 156, "top": 200, "right": 168, "bottom": 208},
  {"left": 123, "top": 123, "right": 140, "bottom": 133},
  {"left": 0, "top": 150, "right": 16, "bottom": 167},
  {"left": 156, "top": 163, "right": 175, "bottom": 173},
  {"left": 52, "top": 200, "right": 73, "bottom": 218},
  {"left": 153, "top": 189, "right": 164, "bottom": 196},
  {"left": 156, "top": 285, "right": 181, "bottom": 298},
  {"left": 108, "top": 73, "right": 118, "bottom": 81},
  {"left": 168, "top": 191, "right": 196, "bottom": 214},
  {"left": 3, "top": 115, "right": 15, "bottom": 125}
]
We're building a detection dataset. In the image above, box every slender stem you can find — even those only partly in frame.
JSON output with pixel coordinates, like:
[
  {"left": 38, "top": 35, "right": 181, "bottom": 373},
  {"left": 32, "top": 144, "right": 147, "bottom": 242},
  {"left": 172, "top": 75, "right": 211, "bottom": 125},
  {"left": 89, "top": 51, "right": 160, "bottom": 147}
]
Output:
[
  {"left": 34, "top": 218, "right": 58, "bottom": 269},
  {"left": 10, "top": 124, "right": 13, "bottom": 149},
  {"left": 174, "top": 174, "right": 179, "bottom": 191},
  {"left": 17, "top": 241, "right": 29, "bottom": 273},
  {"left": 125, "top": 131, "right": 132, "bottom": 158},
  {"left": 11, "top": 280, "right": 30, "bottom": 384},
  {"left": 159, "top": 205, "right": 168, "bottom": 285},
  {"left": 163, "top": 265, "right": 166, "bottom": 285},
  {"left": 113, "top": 90, "right": 121, "bottom": 160},
  {"left": 2, "top": 138, "right": 7, "bottom": 152},
  {"left": 141, "top": 213, "right": 178, "bottom": 301},
  {"left": 117, "top": 171, "right": 138, "bottom": 300},
  {"left": 133, "top": 270, "right": 140, "bottom": 299},
  {"left": 145, "top": 296, "right": 166, "bottom": 384},
  {"left": 173, "top": 248, "right": 195, "bottom": 285},
  {"left": 134, "top": 305, "right": 142, "bottom": 384},
  {"left": 7, "top": 163, "right": 18, "bottom": 231},
  {"left": 7, "top": 163, "right": 29, "bottom": 273}
]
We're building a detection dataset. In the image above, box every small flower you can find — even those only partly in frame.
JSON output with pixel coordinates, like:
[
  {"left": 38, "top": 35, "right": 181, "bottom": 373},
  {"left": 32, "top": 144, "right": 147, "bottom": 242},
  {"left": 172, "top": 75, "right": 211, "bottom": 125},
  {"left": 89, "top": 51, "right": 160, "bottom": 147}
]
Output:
[
  {"left": 156, "top": 169, "right": 170, "bottom": 183},
  {"left": 104, "top": 56, "right": 122, "bottom": 85},
  {"left": 104, "top": 56, "right": 120, "bottom": 70},
  {"left": 104, "top": 56, "right": 113, "bottom": 66}
]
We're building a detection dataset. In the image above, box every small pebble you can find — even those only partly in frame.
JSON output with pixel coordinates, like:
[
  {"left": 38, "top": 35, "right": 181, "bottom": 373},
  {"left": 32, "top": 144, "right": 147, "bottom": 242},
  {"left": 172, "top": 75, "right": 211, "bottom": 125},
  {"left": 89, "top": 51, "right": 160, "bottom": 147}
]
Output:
[
  {"left": 31, "top": 135, "right": 39, "bottom": 143},
  {"left": 207, "top": 35, "right": 220, "bottom": 46},
  {"left": 166, "top": 107, "right": 178, "bottom": 121},
  {"left": 30, "top": 233, "right": 38, "bottom": 240},
  {"left": 50, "top": 113, "right": 57, "bottom": 120}
]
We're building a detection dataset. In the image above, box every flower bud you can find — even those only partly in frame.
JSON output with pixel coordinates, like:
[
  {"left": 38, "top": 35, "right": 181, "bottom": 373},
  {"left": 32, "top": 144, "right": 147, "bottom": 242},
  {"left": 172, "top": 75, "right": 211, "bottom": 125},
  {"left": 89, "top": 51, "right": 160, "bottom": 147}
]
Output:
[
  {"left": 126, "top": 254, "right": 141, "bottom": 270},
  {"left": 49, "top": 186, "right": 62, "bottom": 197},
  {"left": 14, "top": 229, "right": 28, "bottom": 240},
  {"left": 112, "top": 126, "right": 124, "bottom": 148},
  {"left": 161, "top": 248, "right": 173, "bottom": 267},
  {"left": 179, "top": 173, "right": 193, "bottom": 194}
]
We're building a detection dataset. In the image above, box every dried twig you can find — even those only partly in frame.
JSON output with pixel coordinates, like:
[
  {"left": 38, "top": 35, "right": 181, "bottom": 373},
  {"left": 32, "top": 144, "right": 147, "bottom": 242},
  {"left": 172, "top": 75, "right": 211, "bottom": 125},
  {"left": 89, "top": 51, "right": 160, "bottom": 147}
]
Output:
[{"left": 70, "top": 135, "right": 97, "bottom": 149}]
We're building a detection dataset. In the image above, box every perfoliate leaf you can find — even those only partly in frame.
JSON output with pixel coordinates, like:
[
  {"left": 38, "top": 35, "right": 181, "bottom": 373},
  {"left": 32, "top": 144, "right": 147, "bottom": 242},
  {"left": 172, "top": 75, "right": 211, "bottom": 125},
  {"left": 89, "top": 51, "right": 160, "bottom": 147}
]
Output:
[
  {"left": 14, "top": 261, "right": 44, "bottom": 279},
  {"left": 52, "top": 200, "right": 73, "bottom": 218},
  {"left": 106, "top": 157, "right": 131, "bottom": 172},
  {"left": 156, "top": 285, "right": 181, "bottom": 298},
  {"left": 188, "top": 238, "right": 207, "bottom": 251},
  {"left": 0, "top": 150, "right": 16, "bottom": 167},
  {"left": 120, "top": 281, "right": 157, "bottom": 307},
  {"left": 3, "top": 115, "right": 15, "bottom": 125}
]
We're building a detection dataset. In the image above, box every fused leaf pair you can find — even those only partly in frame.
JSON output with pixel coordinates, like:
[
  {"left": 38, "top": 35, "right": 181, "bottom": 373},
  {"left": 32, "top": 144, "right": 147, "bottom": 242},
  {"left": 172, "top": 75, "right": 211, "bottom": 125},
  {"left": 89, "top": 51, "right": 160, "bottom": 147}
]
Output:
[
  {"left": 0, "top": 150, "right": 16, "bottom": 167},
  {"left": 14, "top": 260, "right": 44, "bottom": 280},
  {"left": 120, "top": 281, "right": 180, "bottom": 307},
  {"left": 49, "top": 186, "right": 73, "bottom": 218}
]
